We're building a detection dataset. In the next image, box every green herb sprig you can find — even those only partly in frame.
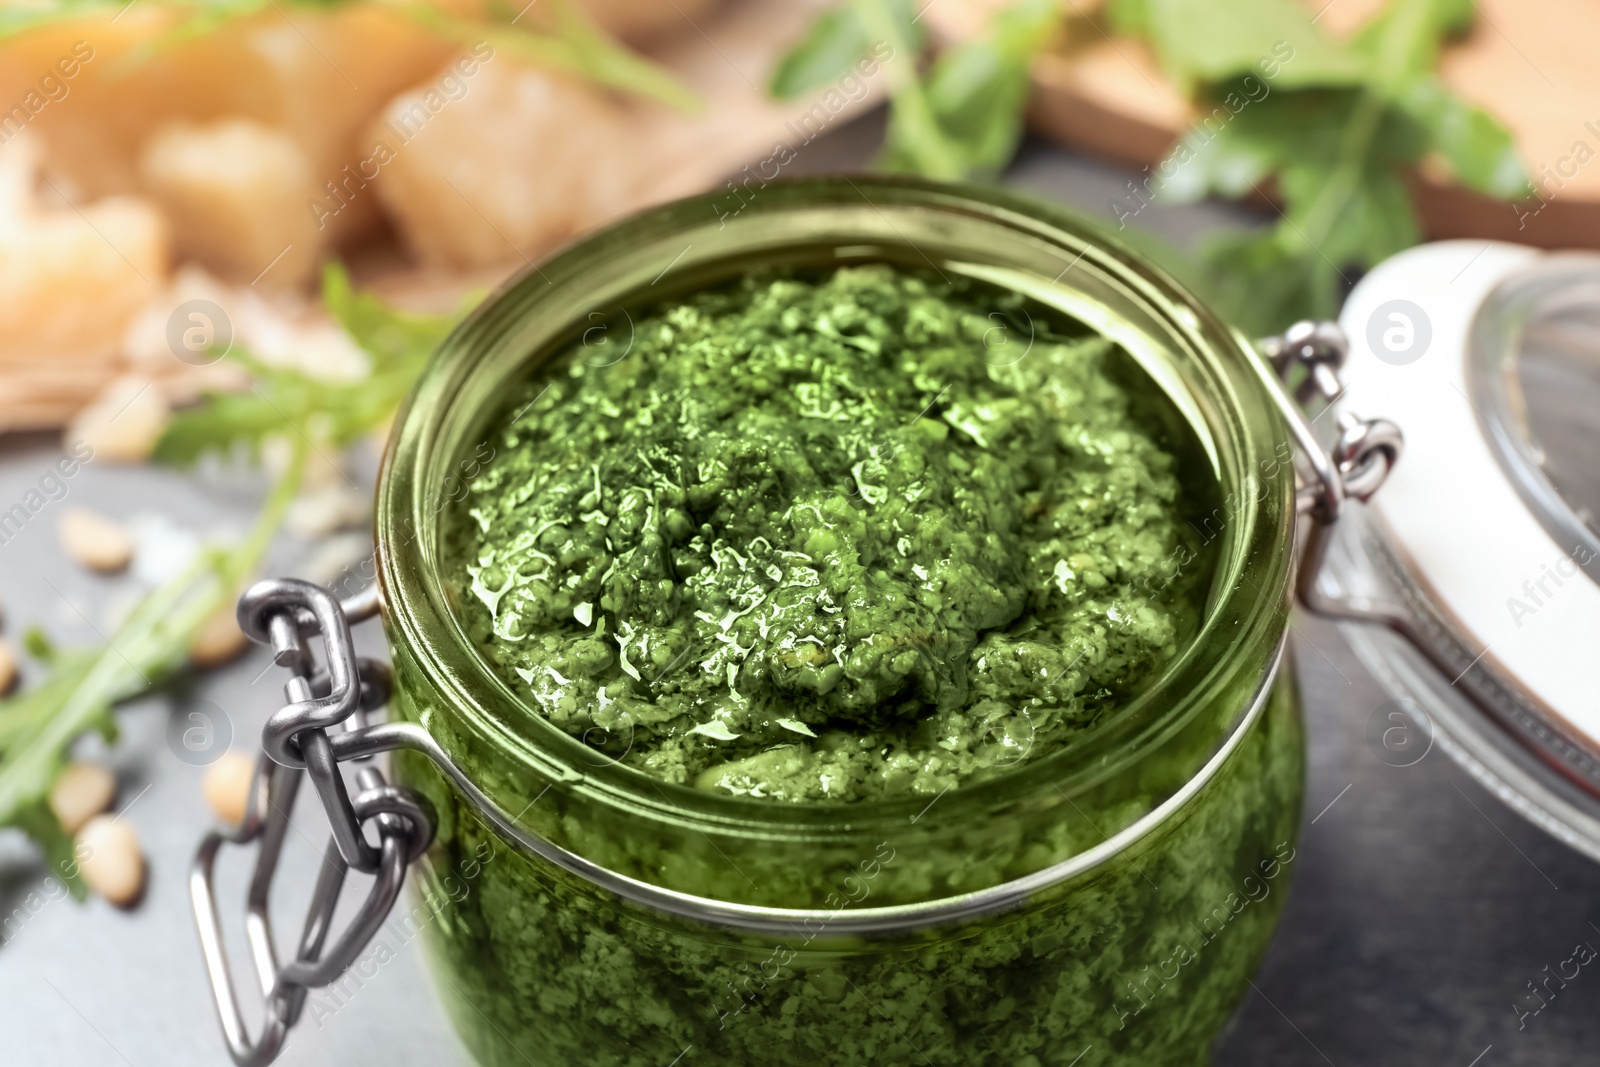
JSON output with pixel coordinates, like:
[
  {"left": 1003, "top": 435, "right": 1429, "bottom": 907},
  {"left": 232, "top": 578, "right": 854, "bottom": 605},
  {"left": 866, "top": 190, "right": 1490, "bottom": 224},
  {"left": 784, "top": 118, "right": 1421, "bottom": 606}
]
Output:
[
  {"left": 771, "top": 0, "right": 1062, "bottom": 180},
  {"left": 0, "top": 440, "right": 305, "bottom": 897},
  {"left": 1103, "top": 0, "right": 1527, "bottom": 332},
  {"left": 154, "top": 265, "right": 460, "bottom": 464},
  {"left": 0, "top": 265, "right": 463, "bottom": 889},
  {"left": 773, "top": 0, "right": 1528, "bottom": 334}
]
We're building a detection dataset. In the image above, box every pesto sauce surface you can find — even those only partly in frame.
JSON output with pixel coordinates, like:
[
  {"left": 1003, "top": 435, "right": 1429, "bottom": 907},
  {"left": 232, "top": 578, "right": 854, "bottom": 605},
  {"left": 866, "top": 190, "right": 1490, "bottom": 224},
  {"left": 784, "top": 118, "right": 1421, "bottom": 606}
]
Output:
[{"left": 445, "top": 265, "right": 1212, "bottom": 802}]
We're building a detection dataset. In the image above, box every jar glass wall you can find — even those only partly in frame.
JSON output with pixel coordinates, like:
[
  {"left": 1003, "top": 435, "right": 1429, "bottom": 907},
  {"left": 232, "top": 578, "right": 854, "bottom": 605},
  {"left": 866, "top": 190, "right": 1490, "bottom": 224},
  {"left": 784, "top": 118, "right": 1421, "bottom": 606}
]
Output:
[{"left": 376, "top": 177, "right": 1303, "bottom": 1066}]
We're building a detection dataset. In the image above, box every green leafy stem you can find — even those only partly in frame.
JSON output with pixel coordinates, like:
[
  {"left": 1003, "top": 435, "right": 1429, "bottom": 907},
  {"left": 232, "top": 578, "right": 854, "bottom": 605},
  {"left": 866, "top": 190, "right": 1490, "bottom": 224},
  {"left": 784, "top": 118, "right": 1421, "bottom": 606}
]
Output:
[
  {"left": 771, "top": 0, "right": 1530, "bottom": 334},
  {"left": 771, "top": 0, "right": 1062, "bottom": 180},
  {"left": 1100, "top": 0, "right": 1529, "bottom": 332},
  {"left": 0, "top": 265, "right": 465, "bottom": 891}
]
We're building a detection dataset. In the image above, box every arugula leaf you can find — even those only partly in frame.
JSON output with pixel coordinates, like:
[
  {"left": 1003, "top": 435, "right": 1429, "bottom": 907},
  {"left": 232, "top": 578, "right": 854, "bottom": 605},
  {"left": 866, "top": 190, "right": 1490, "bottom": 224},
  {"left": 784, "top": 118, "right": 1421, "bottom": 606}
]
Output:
[
  {"left": 1106, "top": 0, "right": 1364, "bottom": 92},
  {"left": 1395, "top": 75, "right": 1527, "bottom": 198},
  {"left": 322, "top": 261, "right": 459, "bottom": 364},
  {"left": 770, "top": 3, "right": 877, "bottom": 98},
  {"left": 151, "top": 377, "right": 301, "bottom": 466},
  {"left": 772, "top": 0, "right": 1059, "bottom": 180},
  {"left": 769, "top": 0, "right": 922, "bottom": 99},
  {"left": 1347, "top": 0, "right": 1473, "bottom": 77},
  {"left": 155, "top": 263, "right": 465, "bottom": 465},
  {"left": 1197, "top": 139, "right": 1419, "bottom": 329},
  {"left": 0, "top": 0, "right": 335, "bottom": 40},
  {"left": 14, "top": 803, "right": 85, "bottom": 898},
  {"left": 771, "top": 0, "right": 1055, "bottom": 180},
  {"left": 0, "top": 454, "right": 300, "bottom": 894},
  {"left": 0, "top": 272, "right": 466, "bottom": 885},
  {"left": 23, "top": 626, "right": 58, "bottom": 664},
  {"left": 772, "top": 0, "right": 1529, "bottom": 334},
  {"left": 1119, "top": 0, "right": 1528, "bottom": 334},
  {"left": 877, "top": 0, "right": 1061, "bottom": 178}
]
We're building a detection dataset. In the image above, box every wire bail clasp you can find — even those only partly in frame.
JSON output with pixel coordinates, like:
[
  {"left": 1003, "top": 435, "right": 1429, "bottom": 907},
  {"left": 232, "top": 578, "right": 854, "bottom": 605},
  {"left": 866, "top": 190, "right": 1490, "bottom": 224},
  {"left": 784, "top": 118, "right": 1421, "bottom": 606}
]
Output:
[
  {"left": 189, "top": 580, "right": 434, "bottom": 1067},
  {"left": 1257, "top": 319, "right": 1406, "bottom": 624}
]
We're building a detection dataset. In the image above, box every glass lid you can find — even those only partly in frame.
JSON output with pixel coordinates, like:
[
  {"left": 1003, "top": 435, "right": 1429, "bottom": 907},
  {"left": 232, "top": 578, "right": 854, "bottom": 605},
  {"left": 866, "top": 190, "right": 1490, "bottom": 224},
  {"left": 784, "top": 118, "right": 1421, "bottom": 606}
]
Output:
[
  {"left": 1468, "top": 254, "right": 1600, "bottom": 582},
  {"left": 1314, "top": 241, "right": 1600, "bottom": 863}
]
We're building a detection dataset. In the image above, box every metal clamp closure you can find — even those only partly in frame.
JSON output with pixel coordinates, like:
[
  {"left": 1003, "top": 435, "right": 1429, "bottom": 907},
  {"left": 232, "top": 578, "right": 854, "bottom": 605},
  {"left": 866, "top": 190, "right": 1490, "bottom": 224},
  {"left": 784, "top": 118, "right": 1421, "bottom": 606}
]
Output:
[
  {"left": 190, "top": 580, "right": 434, "bottom": 1067},
  {"left": 1257, "top": 320, "right": 1405, "bottom": 623}
]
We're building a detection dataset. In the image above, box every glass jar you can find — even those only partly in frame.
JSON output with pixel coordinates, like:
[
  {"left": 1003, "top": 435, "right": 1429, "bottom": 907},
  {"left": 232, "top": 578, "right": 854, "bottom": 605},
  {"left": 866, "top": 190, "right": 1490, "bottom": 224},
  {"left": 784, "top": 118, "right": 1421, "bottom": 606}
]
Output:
[{"left": 374, "top": 176, "right": 1304, "bottom": 1067}]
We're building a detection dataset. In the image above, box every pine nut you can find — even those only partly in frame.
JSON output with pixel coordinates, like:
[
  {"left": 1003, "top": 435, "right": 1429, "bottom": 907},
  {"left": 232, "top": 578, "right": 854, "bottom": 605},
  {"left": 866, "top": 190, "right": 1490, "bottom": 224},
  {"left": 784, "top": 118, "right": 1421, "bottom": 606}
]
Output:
[
  {"left": 0, "top": 637, "right": 16, "bottom": 696},
  {"left": 202, "top": 750, "right": 257, "bottom": 827},
  {"left": 50, "top": 761, "right": 117, "bottom": 835},
  {"left": 189, "top": 606, "right": 249, "bottom": 669},
  {"left": 75, "top": 815, "right": 145, "bottom": 907},
  {"left": 65, "top": 377, "right": 171, "bottom": 463},
  {"left": 58, "top": 508, "right": 135, "bottom": 573}
]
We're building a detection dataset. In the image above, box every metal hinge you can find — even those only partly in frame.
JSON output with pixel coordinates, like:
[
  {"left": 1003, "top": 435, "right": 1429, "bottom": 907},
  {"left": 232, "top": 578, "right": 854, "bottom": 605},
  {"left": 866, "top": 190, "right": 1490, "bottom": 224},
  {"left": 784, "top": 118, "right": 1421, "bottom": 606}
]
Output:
[{"left": 1257, "top": 320, "right": 1408, "bottom": 626}]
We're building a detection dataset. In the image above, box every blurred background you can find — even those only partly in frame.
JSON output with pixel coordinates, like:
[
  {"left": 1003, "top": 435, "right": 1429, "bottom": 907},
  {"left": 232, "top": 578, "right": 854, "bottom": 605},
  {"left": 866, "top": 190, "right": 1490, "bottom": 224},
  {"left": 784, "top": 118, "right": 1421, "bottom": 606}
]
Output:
[{"left": 0, "top": 0, "right": 1596, "bottom": 1063}]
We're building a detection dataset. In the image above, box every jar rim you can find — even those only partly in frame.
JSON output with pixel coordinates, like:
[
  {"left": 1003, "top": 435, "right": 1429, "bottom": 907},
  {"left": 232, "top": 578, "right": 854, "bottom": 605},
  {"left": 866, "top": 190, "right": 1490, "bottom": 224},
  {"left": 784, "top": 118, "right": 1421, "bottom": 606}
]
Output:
[{"left": 375, "top": 175, "right": 1296, "bottom": 849}]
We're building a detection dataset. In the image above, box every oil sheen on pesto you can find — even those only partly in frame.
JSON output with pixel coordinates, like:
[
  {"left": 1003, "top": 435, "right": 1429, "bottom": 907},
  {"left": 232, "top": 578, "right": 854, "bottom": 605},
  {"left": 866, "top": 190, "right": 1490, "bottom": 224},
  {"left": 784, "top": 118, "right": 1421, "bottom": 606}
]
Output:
[{"left": 444, "top": 265, "right": 1213, "bottom": 802}]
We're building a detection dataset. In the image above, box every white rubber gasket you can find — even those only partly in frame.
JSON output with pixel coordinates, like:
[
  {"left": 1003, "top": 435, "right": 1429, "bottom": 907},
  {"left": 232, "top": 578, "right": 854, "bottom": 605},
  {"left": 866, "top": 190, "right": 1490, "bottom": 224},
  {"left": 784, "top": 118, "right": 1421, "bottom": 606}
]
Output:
[{"left": 1337, "top": 241, "right": 1600, "bottom": 748}]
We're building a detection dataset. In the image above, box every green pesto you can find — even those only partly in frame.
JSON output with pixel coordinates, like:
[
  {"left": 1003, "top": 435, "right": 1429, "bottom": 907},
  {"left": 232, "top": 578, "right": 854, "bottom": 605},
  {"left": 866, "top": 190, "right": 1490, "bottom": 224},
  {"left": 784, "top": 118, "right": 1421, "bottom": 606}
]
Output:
[
  {"left": 401, "top": 675, "right": 1304, "bottom": 1067},
  {"left": 444, "top": 265, "right": 1214, "bottom": 802}
]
